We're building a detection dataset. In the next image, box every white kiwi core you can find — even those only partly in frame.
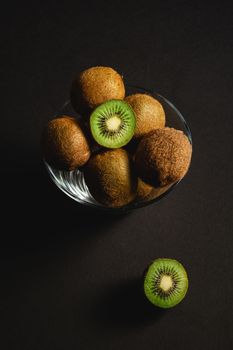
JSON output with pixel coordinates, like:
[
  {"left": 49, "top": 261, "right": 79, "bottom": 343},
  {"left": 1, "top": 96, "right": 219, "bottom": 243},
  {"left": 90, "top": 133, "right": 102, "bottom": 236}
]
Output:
[
  {"left": 159, "top": 275, "right": 173, "bottom": 292},
  {"left": 106, "top": 116, "right": 121, "bottom": 131}
]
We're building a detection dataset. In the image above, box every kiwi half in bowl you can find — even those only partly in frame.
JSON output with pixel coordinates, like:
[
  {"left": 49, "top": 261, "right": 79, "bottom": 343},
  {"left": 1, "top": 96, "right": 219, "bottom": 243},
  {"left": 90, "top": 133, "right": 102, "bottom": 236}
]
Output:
[
  {"left": 90, "top": 99, "right": 136, "bottom": 149},
  {"left": 44, "top": 85, "right": 192, "bottom": 212}
]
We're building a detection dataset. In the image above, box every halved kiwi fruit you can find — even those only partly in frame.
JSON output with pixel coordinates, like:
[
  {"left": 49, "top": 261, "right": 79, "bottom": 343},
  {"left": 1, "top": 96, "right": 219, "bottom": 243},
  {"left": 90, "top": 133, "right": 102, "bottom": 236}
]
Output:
[
  {"left": 144, "top": 258, "right": 188, "bottom": 308},
  {"left": 90, "top": 99, "right": 136, "bottom": 148}
]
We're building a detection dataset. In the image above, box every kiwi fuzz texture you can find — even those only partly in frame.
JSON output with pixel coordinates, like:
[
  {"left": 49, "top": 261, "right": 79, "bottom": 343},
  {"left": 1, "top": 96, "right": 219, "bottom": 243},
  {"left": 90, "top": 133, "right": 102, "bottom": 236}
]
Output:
[
  {"left": 84, "top": 149, "right": 137, "bottom": 208},
  {"left": 135, "top": 127, "right": 192, "bottom": 187},
  {"left": 135, "top": 181, "right": 174, "bottom": 202},
  {"left": 70, "top": 66, "right": 125, "bottom": 114},
  {"left": 41, "top": 116, "right": 91, "bottom": 171},
  {"left": 90, "top": 99, "right": 136, "bottom": 148},
  {"left": 136, "top": 178, "right": 154, "bottom": 201},
  {"left": 144, "top": 258, "right": 188, "bottom": 308},
  {"left": 125, "top": 93, "right": 165, "bottom": 139}
]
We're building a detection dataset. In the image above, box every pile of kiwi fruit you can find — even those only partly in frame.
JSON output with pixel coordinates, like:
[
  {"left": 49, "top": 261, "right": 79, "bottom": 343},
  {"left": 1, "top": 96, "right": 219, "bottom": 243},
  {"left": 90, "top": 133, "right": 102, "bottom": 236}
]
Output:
[
  {"left": 41, "top": 66, "right": 191, "bottom": 308},
  {"left": 41, "top": 65, "right": 192, "bottom": 208}
]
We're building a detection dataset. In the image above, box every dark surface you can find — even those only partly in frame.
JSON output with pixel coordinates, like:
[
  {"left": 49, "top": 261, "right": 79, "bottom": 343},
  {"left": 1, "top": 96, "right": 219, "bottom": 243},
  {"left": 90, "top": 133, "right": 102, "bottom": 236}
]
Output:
[{"left": 1, "top": 1, "right": 232, "bottom": 349}]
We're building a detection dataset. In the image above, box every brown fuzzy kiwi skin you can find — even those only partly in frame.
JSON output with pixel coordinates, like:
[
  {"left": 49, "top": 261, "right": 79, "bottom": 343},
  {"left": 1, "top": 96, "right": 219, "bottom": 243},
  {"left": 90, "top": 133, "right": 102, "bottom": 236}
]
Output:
[
  {"left": 136, "top": 177, "right": 154, "bottom": 201},
  {"left": 41, "top": 115, "right": 91, "bottom": 171},
  {"left": 70, "top": 66, "right": 125, "bottom": 114},
  {"left": 135, "top": 179, "right": 174, "bottom": 202},
  {"left": 129, "top": 154, "right": 154, "bottom": 201},
  {"left": 125, "top": 93, "right": 165, "bottom": 139},
  {"left": 135, "top": 127, "right": 192, "bottom": 187},
  {"left": 84, "top": 149, "right": 137, "bottom": 208}
]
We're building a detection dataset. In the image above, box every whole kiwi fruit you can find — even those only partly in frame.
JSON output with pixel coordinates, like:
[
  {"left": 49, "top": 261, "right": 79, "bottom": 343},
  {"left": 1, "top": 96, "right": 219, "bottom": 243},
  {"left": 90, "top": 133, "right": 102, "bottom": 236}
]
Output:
[
  {"left": 135, "top": 180, "right": 173, "bottom": 202},
  {"left": 136, "top": 177, "right": 154, "bottom": 201},
  {"left": 125, "top": 93, "right": 165, "bottom": 139},
  {"left": 144, "top": 258, "right": 189, "bottom": 308},
  {"left": 84, "top": 149, "right": 137, "bottom": 208},
  {"left": 41, "top": 115, "right": 91, "bottom": 171},
  {"left": 135, "top": 127, "right": 192, "bottom": 187},
  {"left": 70, "top": 66, "right": 125, "bottom": 114}
]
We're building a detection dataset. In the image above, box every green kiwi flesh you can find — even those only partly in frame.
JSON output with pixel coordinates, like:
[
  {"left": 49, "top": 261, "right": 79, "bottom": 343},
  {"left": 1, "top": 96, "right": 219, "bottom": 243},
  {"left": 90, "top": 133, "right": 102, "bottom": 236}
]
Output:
[
  {"left": 144, "top": 258, "right": 188, "bottom": 308},
  {"left": 90, "top": 99, "right": 136, "bottom": 148},
  {"left": 84, "top": 148, "right": 137, "bottom": 208}
]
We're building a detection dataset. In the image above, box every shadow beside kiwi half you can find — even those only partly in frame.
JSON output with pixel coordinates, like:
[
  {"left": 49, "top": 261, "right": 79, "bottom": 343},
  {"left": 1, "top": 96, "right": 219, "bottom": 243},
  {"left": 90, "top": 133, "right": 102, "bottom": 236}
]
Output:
[{"left": 92, "top": 277, "right": 166, "bottom": 331}]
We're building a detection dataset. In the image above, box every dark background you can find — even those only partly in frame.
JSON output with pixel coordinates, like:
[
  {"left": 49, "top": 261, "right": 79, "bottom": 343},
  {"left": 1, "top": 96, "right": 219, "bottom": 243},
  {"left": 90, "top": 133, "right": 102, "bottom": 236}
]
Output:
[{"left": 1, "top": 1, "right": 232, "bottom": 349}]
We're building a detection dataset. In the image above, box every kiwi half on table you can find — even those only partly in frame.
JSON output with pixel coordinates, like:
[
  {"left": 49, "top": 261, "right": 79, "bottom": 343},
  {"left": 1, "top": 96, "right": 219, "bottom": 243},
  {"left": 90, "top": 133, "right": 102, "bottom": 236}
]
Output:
[
  {"left": 144, "top": 258, "right": 188, "bottom": 308},
  {"left": 90, "top": 99, "right": 136, "bottom": 148}
]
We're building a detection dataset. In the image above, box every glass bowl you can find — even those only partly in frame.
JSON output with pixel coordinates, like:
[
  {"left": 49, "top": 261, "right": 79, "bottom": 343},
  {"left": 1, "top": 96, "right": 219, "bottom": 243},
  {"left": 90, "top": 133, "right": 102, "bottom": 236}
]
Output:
[{"left": 44, "top": 85, "right": 192, "bottom": 212}]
